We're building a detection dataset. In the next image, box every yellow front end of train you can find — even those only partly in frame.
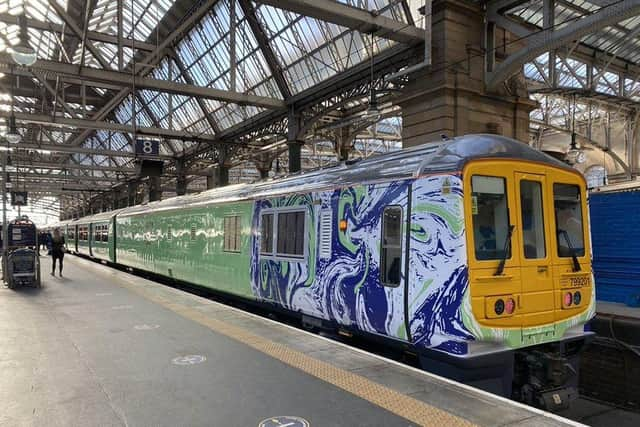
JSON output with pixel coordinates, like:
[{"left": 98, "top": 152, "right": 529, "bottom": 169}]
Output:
[{"left": 463, "top": 159, "right": 595, "bottom": 349}]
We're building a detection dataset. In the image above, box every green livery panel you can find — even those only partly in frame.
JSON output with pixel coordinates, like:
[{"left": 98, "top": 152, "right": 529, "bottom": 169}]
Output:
[{"left": 115, "top": 201, "right": 254, "bottom": 299}]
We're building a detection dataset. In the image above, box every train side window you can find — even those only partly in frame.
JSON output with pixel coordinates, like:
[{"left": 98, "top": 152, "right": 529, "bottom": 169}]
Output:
[
  {"left": 553, "top": 184, "right": 585, "bottom": 257},
  {"left": 190, "top": 225, "right": 197, "bottom": 241},
  {"left": 381, "top": 206, "right": 402, "bottom": 287},
  {"left": 167, "top": 226, "right": 172, "bottom": 241},
  {"left": 471, "top": 176, "right": 510, "bottom": 261},
  {"left": 276, "top": 211, "right": 305, "bottom": 257},
  {"left": 260, "top": 213, "right": 273, "bottom": 254},
  {"left": 223, "top": 216, "right": 241, "bottom": 252},
  {"left": 520, "top": 180, "right": 546, "bottom": 259}
]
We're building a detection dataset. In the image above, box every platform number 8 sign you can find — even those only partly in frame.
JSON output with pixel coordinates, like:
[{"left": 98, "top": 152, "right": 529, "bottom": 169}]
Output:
[{"left": 135, "top": 139, "right": 159, "bottom": 157}]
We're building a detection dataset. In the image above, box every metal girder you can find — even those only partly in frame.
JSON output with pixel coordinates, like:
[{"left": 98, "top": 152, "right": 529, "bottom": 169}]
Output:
[
  {"left": 7, "top": 171, "right": 121, "bottom": 183},
  {"left": 239, "top": 0, "right": 291, "bottom": 99},
  {"left": 16, "top": 161, "right": 137, "bottom": 174},
  {"left": 253, "top": 0, "right": 424, "bottom": 44},
  {"left": 0, "top": 55, "right": 284, "bottom": 109},
  {"left": 47, "top": 0, "right": 111, "bottom": 70},
  {"left": 487, "top": 0, "right": 640, "bottom": 90},
  {"left": 0, "top": 13, "right": 158, "bottom": 51},
  {"left": 531, "top": 119, "right": 632, "bottom": 177},
  {"left": 62, "top": 0, "right": 223, "bottom": 153},
  {"left": 171, "top": 54, "right": 222, "bottom": 134},
  {"left": 0, "top": 111, "right": 217, "bottom": 143},
  {"left": 9, "top": 142, "right": 174, "bottom": 160}
]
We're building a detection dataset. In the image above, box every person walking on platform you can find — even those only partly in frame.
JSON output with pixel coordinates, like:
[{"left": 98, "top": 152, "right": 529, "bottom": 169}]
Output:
[{"left": 50, "top": 228, "right": 65, "bottom": 277}]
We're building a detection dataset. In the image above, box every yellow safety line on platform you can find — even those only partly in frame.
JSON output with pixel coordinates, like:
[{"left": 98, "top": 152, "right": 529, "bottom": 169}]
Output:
[{"left": 85, "top": 262, "right": 476, "bottom": 427}]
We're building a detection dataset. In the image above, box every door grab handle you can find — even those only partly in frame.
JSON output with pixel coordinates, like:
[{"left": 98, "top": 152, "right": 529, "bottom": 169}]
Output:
[{"left": 537, "top": 266, "right": 548, "bottom": 273}]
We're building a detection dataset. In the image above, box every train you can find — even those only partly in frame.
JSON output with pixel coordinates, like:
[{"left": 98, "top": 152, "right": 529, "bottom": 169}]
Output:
[{"left": 47, "top": 134, "right": 595, "bottom": 410}]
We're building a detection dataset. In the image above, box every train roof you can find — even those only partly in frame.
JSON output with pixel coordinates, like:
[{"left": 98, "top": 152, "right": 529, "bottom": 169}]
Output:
[
  {"left": 114, "top": 134, "right": 572, "bottom": 217},
  {"left": 72, "top": 208, "right": 126, "bottom": 224}
]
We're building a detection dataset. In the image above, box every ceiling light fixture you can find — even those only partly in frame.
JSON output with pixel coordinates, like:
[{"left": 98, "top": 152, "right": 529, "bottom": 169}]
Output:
[
  {"left": 5, "top": 115, "right": 21, "bottom": 144},
  {"left": 11, "top": 14, "right": 37, "bottom": 67}
]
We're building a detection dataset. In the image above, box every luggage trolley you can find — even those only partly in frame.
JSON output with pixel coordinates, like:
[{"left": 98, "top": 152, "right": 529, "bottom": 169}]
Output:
[{"left": 2, "top": 217, "right": 41, "bottom": 288}]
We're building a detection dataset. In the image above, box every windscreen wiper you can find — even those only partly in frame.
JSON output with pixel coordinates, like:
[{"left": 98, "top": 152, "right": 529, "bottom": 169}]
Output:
[
  {"left": 559, "top": 230, "right": 581, "bottom": 272},
  {"left": 494, "top": 225, "right": 515, "bottom": 276}
]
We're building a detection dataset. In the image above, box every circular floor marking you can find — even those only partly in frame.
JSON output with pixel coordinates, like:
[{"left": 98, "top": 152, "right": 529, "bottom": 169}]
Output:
[
  {"left": 134, "top": 324, "right": 160, "bottom": 330},
  {"left": 111, "top": 305, "right": 133, "bottom": 310},
  {"left": 171, "top": 355, "right": 206, "bottom": 365},
  {"left": 258, "top": 416, "right": 310, "bottom": 427}
]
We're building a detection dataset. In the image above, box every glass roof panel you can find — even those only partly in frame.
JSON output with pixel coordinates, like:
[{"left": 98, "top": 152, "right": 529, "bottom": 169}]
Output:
[{"left": 254, "top": 0, "right": 403, "bottom": 94}]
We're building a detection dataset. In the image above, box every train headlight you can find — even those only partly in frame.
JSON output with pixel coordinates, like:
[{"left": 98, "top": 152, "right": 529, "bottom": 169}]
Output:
[
  {"left": 505, "top": 298, "right": 515, "bottom": 315},
  {"left": 494, "top": 299, "right": 505, "bottom": 315},
  {"left": 573, "top": 291, "right": 582, "bottom": 305},
  {"left": 564, "top": 292, "right": 573, "bottom": 307}
]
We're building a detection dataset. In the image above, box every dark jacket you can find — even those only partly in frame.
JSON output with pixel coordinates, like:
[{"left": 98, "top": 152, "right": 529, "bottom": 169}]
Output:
[{"left": 51, "top": 235, "right": 65, "bottom": 255}]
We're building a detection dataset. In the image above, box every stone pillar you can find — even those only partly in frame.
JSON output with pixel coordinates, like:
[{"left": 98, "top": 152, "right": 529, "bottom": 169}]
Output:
[
  {"left": 254, "top": 152, "right": 274, "bottom": 179},
  {"left": 333, "top": 127, "right": 355, "bottom": 161},
  {"left": 175, "top": 158, "right": 187, "bottom": 196},
  {"left": 398, "top": 0, "right": 535, "bottom": 147},
  {"left": 148, "top": 176, "right": 161, "bottom": 202}
]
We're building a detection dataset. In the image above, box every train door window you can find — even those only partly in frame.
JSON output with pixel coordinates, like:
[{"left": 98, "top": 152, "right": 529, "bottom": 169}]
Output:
[
  {"left": 553, "top": 184, "right": 585, "bottom": 257},
  {"left": 223, "top": 216, "right": 241, "bottom": 252},
  {"left": 276, "top": 211, "right": 305, "bottom": 257},
  {"left": 260, "top": 213, "right": 273, "bottom": 255},
  {"left": 381, "top": 206, "right": 402, "bottom": 286},
  {"left": 102, "top": 225, "right": 109, "bottom": 243},
  {"left": 520, "top": 180, "right": 546, "bottom": 259},
  {"left": 190, "top": 225, "right": 197, "bottom": 240},
  {"left": 471, "top": 176, "right": 510, "bottom": 260},
  {"left": 167, "top": 226, "right": 172, "bottom": 241}
]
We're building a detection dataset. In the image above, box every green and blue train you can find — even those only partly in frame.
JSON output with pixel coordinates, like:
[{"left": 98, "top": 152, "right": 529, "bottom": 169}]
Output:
[{"left": 51, "top": 135, "right": 596, "bottom": 408}]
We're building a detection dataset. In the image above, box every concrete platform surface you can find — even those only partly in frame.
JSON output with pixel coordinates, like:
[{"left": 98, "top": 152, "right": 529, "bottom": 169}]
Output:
[{"left": 1, "top": 256, "right": 584, "bottom": 427}]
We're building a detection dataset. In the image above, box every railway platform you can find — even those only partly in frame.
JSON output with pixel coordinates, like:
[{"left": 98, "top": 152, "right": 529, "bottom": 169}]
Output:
[{"left": 1, "top": 256, "right": 586, "bottom": 427}]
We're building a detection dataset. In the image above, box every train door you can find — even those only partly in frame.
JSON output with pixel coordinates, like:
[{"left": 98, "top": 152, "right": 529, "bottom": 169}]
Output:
[
  {"left": 514, "top": 171, "right": 556, "bottom": 341},
  {"left": 370, "top": 183, "right": 410, "bottom": 342},
  {"left": 547, "top": 170, "right": 593, "bottom": 322},
  {"left": 466, "top": 166, "right": 522, "bottom": 328}
]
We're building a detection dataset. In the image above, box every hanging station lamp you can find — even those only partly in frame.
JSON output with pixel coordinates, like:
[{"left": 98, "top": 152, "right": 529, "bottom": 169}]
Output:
[
  {"left": 566, "top": 95, "right": 585, "bottom": 165},
  {"left": 363, "top": 32, "right": 381, "bottom": 122},
  {"left": 5, "top": 115, "right": 21, "bottom": 144},
  {"left": 11, "top": 14, "right": 37, "bottom": 66}
]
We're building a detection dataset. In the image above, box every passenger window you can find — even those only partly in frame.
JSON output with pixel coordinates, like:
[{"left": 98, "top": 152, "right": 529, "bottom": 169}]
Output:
[
  {"left": 223, "top": 216, "right": 241, "bottom": 252},
  {"left": 471, "top": 176, "right": 510, "bottom": 260},
  {"left": 276, "top": 211, "right": 305, "bottom": 257},
  {"left": 520, "top": 180, "right": 546, "bottom": 259},
  {"left": 260, "top": 213, "right": 273, "bottom": 254},
  {"left": 553, "top": 184, "right": 585, "bottom": 257},
  {"left": 381, "top": 206, "right": 402, "bottom": 286}
]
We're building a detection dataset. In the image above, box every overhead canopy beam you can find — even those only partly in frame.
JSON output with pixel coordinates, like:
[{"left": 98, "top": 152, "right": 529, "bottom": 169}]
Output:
[
  {"left": 486, "top": 0, "right": 640, "bottom": 90},
  {"left": 253, "top": 0, "right": 424, "bottom": 44},
  {"left": 0, "top": 110, "right": 218, "bottom": 143},
  {"left": 10, "top": 142, "right": 174, "bottom": 160},
  {"left": 0, "top": 55, "right": 285, "bottom": 109},
  {"left": 0, "top": 13, "right": 159, "bottom": 51}
]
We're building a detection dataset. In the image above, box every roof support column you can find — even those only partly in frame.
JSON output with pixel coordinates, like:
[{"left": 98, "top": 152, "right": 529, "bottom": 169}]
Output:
[
  {"left": 175, "top": 158, "right": 187, "bottom": 196},
  {"left": 287, "top": 110, "right": 304, "bottom": 173},
  {"left": 148, "top": 176, "right": 162, "bottom": 202},
  {"left": 127, "top": 180, "right": 139, "bottom": 206}
]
